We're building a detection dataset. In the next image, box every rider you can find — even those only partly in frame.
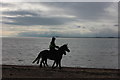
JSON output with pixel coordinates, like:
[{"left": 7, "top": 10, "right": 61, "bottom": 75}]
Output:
[{"left": 49, "top": 37, "right": 59, "bottom": 53}]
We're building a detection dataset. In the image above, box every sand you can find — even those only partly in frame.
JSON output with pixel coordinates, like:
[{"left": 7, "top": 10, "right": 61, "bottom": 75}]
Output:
[{"left": 1, "top": 65, "right": 120, "bottom": 79}]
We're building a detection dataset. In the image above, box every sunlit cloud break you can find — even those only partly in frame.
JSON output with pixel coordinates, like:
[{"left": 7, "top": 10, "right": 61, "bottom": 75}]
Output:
[{"left": 1, "top": 2, "right": 118, "bottom": 37}]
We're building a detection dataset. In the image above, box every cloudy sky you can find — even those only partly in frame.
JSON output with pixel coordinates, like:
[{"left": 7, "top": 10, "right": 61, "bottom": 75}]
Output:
[{"left": 1, "top": 2, "right": 118, "bottom": 37}]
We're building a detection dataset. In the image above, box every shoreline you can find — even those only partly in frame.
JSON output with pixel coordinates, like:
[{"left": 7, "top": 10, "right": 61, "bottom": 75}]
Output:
[
  {"left": 2, "top": 65, "right": 120, "bottom": 79},
  {"left": 2, "top": 64, "right": 119, "bottom": 70}
]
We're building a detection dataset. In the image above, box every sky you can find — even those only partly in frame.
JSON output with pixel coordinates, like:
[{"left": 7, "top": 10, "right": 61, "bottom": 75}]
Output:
[{"left": 1, "top": 2, "right": 119, "bottom": 37}]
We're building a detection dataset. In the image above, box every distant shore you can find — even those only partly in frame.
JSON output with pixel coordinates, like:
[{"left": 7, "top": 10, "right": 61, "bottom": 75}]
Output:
[
  {"left": 2, "top": 36, "right": 119, "bottom": 38},
  {"left": 2, "top": 65, "right": 120, "bottom": 79}
]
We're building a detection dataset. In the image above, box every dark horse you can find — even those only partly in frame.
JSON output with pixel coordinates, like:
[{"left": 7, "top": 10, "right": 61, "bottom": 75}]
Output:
[{"left": 32, "top": 44, "right": 70, "bottom": 69}]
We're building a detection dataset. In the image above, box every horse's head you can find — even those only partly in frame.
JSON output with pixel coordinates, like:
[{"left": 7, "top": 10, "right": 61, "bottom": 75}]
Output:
[{"left": 61, "top": 44, "right": 70, "bottom": 55}]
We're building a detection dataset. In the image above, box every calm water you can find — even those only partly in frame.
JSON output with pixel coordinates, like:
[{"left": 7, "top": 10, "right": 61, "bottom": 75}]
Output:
[{"left": 2, "top": 37, "right": 118, "bottom": 69}]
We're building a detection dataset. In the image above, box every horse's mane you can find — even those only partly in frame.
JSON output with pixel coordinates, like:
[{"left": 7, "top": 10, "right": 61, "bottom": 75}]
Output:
[{"left": 59, "top": 44, "right": 67, "bottom": 50}]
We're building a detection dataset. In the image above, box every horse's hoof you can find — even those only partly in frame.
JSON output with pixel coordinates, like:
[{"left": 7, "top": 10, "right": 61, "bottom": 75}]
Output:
[
  {"left": 59, "top": 67, "right": 62, "bottom": 70},
  {"left": 52, "top": 67, "right": 55, "bottom": 69},
  {"left": 39, "top": 65, "right": 42, "bottom": 68}
]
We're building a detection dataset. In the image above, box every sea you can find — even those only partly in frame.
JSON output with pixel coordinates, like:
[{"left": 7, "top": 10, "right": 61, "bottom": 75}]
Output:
[{"left": 2, "top": 37, "right": 119, "bottom": 69}]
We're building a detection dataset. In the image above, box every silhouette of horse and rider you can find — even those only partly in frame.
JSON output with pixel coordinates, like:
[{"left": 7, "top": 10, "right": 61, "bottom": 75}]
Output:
[{"left": 32, "top": 37, "right": 70, "bottom": 69}]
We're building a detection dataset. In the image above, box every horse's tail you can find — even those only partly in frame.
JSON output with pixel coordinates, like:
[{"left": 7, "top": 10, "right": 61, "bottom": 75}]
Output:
[
  {"left": 32, "top": 50, "right": 49, "bottom": 64},
  {"left": 32, "top": 52, "right": 42, "bottom": 64}
]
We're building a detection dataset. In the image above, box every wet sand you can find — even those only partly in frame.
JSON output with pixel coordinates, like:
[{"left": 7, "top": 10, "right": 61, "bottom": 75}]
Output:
[{"left": 1, "top": 65, "right": 120, "bottom": 79}]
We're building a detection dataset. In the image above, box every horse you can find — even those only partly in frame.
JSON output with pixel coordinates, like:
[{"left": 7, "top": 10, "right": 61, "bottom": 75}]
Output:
[{"left": 32, "top": 44, "right": 70, "bottom": 69}]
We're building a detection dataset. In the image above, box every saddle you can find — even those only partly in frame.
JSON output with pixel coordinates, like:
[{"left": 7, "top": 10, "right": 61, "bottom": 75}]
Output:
[{"left": 49, "top": 49, "right": 57, "bottom": 54}]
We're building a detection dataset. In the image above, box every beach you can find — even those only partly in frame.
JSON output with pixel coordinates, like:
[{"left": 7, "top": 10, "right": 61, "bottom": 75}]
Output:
[{"left": 2, "top": 65, "right": 120, "bottom": 79}]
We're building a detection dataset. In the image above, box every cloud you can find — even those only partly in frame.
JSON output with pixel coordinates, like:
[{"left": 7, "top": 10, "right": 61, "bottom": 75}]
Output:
[
  {"left": 96, "top": 28, "right": 118, "bottom": 37},
  {"left": 42, "top": 2, "right": 116, "bottom": 21},
  {"left": 2, "top": 2, "right": 117, "bottom": 26},
  {"left": 1, "top": 2, "right": 14, "bottom": 7},
  {"left": 3, "top": 10, "right": 38, "bottom": 17},
  {"left": 17, "top": 26, "right": 118, "bottom": 37},
  {"left": 1, "top": 2, "right": 118, "bottom": 37},
  {"left": 114, "top": 24, "right": 119, "bottom": 26},
  {"left": 18, "top": 31, "right": 62, "bottom": 37},
  {"left": 3, "top": 16, "right": 75, "bottom": 26},
  {"left": 2, "top": 2, "right": 77, "bottom": 26}
]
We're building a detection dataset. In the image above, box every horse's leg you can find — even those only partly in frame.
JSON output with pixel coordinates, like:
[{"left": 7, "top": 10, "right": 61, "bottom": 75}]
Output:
[
  {"left": 37, "top": 58, "right": 40, "bottom": 64},
  {"left": 43, "top": 61, "right": 46, "bottom": 67},
  {"left": 44, "top": 59, "right": 49, "bottom": 67},
  {"left": 40, "top": 58, "right": 44, "bottom": 67},
  {"left": 58, "top": 60, "right": 62, "bottom": 69},
  {"left": 52, "top": 61, "right": 56, "bottom": 68},
  {"left": 54, "top": 61, "right": 59, "bottom": 69}
]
